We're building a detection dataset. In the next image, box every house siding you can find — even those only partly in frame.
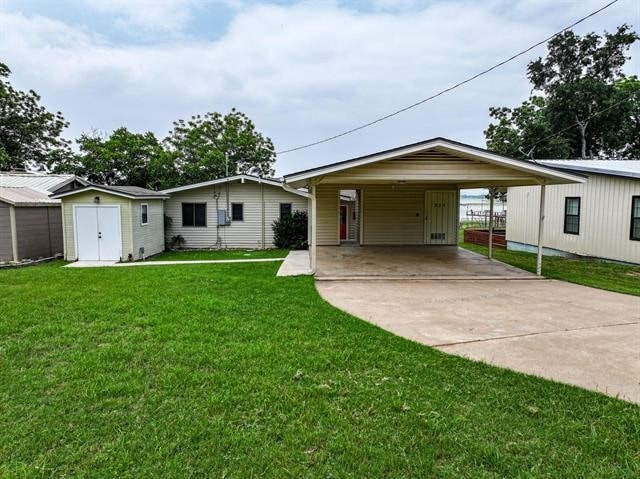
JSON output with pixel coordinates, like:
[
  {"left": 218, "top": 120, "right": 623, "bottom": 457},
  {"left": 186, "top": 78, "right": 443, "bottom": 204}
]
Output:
[
  {"left": 131, "top": 199, "right": 165, "bottom": 259},
  {"left": 61, "top": 191, "right": 133, "bottom": 261},
  {"left": 0, "top": 202, "right": 13, "bottom": 261},
  {"left": 14, "top": 206, "right": 63, "bottom": 259},
  {"left": 506, "top": 174, "right": 640, "bottom": 264},
  {"left": 165, "top": 181, "right": 307, "bottom": 249},
  {"left": 316, "top": 185, "right": 340, "bottom": 246}
]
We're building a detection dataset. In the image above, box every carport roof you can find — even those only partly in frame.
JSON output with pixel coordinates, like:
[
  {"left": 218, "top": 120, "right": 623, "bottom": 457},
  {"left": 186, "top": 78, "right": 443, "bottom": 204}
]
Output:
[{"left": 283, "top": 137, "right": 586, "bottom": 187}]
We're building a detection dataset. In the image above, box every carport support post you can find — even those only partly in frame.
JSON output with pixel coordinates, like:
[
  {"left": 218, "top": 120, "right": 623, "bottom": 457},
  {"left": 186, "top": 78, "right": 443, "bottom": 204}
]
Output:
[
  {"left": 536, "top": 183, "right": 546, "bottom": 276},
  {"left": 488, "top": 191, "right": 494, "bottom": 260},
  {"left": 310, "top": 183, "right": 317, "bottom": 273}
]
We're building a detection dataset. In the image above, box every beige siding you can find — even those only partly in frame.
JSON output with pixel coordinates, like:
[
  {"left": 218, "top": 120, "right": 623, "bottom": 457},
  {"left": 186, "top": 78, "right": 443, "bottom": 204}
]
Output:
[
  {"left": 506, "top": 175, "right": 640, "bottom": 264},
  {"left": 165, "top": 181, "right": 307, "bottom": 249},
  {"left": 316, "top": 185, "right": 340, "bottom": 246},
  {"left": 0, "top": 202, "right": 13, "bottom": 261},
  {"left": 317, "top": 184, "right": 457, "bottom": 246},
  {"left": 362, "top": 185, "right": 425, "bottom": 244},
  {"left": 131, "top": 199, "right": 165, "bottom": 259},
  {"left": 61, "top": 191, "right": 133, "bottom": 261},
  {"left": 14, "top": 206, "right": 63, "bottom": 259}
]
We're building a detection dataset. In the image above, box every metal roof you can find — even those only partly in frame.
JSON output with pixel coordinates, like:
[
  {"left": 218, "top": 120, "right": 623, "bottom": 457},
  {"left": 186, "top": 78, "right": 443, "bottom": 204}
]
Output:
[
  {"left": 0, "top": 187, "right": 60, "bottom": 206},
  {"left": 50, "top": 183, "right": 169, "bottom": 200},
  {"left": 0, "top": 173, "right": 76, "bottom": 192},
  {"left": 537, "top": 159, "right": 640, "bottom": 180},
  {"left": 161, "top": 174, "right": 308, "bottom": 197}
]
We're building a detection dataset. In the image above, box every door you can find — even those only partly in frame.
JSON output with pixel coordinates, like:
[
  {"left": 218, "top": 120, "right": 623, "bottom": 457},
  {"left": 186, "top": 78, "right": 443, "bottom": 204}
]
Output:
[
  {"left": 340, "top": 205, "right": 348, "bottom": 240},
  {"left": 75, "top": 206, "right": 121, "bottom": 260},
  {"left": 424, "top": 191, "right": 457, "bottom": 245}
]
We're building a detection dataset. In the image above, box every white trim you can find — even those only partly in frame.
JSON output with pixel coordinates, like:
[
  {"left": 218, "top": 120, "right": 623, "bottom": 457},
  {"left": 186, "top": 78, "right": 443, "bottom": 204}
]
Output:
[
  {"left": 161, "top": 174, "right": 309, "bottom": 197},
  {"left": 284, "top": 139, "right": 586, "bottom": 185},
  {"left": 72, "top": 204, "right": 122, "bottom": 261},
  {"left": 52, "top": 186, "right": 167, "bottom": 200},
  {"left": 9, "top": 205, "right": 18, "bottom": 262},
  {"left": 140, "top": 203, "right": 149, "bottom": 226}
]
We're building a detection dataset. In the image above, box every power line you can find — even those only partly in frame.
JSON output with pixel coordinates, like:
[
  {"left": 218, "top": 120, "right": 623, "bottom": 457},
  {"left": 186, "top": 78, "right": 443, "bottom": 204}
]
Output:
[
  {"left": 276, "top": 0, "right": 621, "bottom": 155},
  {"left": 521, "top": 95, "right": 632, "bottom": 159}
]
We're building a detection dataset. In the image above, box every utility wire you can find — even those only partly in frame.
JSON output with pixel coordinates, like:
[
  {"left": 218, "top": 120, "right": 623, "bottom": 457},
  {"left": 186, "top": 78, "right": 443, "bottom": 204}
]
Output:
[
  {"left": 276, "top": 0, "right": 620, "bottom": 155},
  {"left": 521, "top": 95, "right": 632, "bottom": 160}
]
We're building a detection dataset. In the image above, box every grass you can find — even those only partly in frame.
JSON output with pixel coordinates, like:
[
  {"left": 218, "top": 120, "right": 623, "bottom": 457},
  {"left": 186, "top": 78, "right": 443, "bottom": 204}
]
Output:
[
  {"left": 150, "top": 248, "right": 289, "bottom": 261},
  {"left": 459, "top": 230, "right": 640, "bottom": 296},
  {"left": 1, "top": 261, "right": 639, "bottom": 477}
]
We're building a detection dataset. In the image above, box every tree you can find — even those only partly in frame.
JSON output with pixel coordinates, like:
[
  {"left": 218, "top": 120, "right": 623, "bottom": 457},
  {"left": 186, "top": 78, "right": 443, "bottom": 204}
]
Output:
[
  {"left": 0, "top": 62, "right": 71, "bottom": 170},
  {"left": 53, "top": 127, "right": 175, "bottom": 188},
  {"left": 485, "top": 25, "right": 639, "bottom": 159},
  {"left": 607, "top": 75, "right": 640, "bottom": 159},
  {"left": 165, "top": 109, "right": 276, "bottom": 184}
]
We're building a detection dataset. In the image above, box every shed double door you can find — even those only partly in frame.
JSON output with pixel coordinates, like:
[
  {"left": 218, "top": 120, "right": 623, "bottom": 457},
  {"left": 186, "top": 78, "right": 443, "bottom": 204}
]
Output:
[{"left": 75, "top": 206, "right": 121, "bottom": 261}]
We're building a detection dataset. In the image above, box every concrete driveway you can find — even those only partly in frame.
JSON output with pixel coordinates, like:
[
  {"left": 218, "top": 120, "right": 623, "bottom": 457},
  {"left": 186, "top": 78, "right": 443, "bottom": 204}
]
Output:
[{"left": 316, "top": 279, "right": 640, "bottom": 403}]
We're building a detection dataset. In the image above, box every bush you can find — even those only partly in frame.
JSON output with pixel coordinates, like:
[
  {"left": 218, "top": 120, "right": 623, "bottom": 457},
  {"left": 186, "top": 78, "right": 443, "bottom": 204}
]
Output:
[{"left": 272, "top": 210, "right": 308, "bottom": 249}]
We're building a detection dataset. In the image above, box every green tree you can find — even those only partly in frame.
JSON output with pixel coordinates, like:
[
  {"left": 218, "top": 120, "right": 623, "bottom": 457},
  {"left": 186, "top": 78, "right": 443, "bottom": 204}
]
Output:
[
  {"left": 54, "top": 127, "right": 175, "bottom": 189},
  {"left": 485, "top": 25, "right": 638, "bottom": 159},
  {"left": 607, "top": 75, "right": 640, "bottom": 159},
  {"left": 165, "top": 109, "right": 276, "bottom": 184},
  {"left": 0, "top": 62, "right": 71, "bottom": 170}
]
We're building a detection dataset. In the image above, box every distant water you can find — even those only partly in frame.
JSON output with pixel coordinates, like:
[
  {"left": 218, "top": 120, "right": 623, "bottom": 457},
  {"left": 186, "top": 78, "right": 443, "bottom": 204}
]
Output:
[{"left": 459, "top": 197, "right": 506, "bottom": 222}]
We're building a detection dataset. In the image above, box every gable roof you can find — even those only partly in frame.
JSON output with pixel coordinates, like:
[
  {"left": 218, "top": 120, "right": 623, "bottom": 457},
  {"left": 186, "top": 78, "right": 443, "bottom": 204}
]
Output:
[
  {"left": 283, "top": 137, "right": 586, "bottom": 186},
  {"left": 0, "top": 186, "right": 60, "bottom": 206},
  {"left": 538, "top": 159, "right": 640, "bottom": 180},
  {"left": 50, "top": 184, "right": 169, "bottom": 200},
  {"left": 0, "top": 172, "right": 78, "bottom": 192},
  {"left": 160, "top": 174, "right": 308, "bottom": 196}
]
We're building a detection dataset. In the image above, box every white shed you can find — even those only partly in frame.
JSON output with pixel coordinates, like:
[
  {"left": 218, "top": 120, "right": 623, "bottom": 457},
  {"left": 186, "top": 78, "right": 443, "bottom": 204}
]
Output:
[{"left": 506, "top": 160, "right": 640, "bottom": 264}]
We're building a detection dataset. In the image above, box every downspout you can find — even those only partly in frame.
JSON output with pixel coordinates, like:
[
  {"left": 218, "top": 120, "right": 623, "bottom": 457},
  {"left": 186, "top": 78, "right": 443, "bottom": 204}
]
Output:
[
  {"left": 9, "top": 205, "right": 18, "bottom": 262},
  {"left": 260, "top": 178, "right": 265, "bottom": 249}
]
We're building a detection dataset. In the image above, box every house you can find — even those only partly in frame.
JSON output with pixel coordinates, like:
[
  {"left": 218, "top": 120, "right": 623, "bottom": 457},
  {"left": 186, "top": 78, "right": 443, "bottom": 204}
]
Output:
[
  {"left": 506, "top": 159, "right": 640, "bottom": 264},
  {"left": 0, "top": 172, "right": 87, "bottom": 262},
  {"left": 161, "top": 175, "right": 309, "bottom": 249},
  {"left": 50, "top": 184, "right": 169, "bottom": 262},
  {"left": 283, "top": 137, "right": 585, "bottom": 275}
]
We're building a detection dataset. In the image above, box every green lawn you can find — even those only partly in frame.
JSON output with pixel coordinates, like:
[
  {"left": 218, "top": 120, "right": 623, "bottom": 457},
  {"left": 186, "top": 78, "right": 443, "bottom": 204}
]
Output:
[
  {"left": 150, "top": 248, "right": 288, "bottom": 261},
  {"left": 459, "top": 238, "right": 640, "bottom": 296},
  {"left": 1, "top": 262, "right": 639, "bottom": 477}
]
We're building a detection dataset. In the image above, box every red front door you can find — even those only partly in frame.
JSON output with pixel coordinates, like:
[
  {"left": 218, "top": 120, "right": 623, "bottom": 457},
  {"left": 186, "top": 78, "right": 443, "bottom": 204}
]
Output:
[{"left": 340, "top": 205, "right": 347, "bottom": 240}]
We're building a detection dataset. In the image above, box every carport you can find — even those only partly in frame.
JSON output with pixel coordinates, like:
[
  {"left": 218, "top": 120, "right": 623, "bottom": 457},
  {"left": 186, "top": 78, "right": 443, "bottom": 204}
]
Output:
[{"left": 283, "top": 138, "right": 585, "bottom": 276}]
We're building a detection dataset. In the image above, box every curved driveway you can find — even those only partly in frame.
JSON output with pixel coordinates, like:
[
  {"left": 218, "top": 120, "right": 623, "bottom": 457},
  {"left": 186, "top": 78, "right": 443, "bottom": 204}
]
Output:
[{"left": 316, "top": 278, "right": 640, "bottom": 403}]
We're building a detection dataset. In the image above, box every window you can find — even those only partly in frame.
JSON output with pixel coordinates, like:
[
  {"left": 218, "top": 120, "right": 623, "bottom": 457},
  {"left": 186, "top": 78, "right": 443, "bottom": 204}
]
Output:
[
  {"left": 280, "top": 203, "right": 292, "bottom": 218},
  {"left": 231, "top": 203, "right": 243, "bottom": 221},
  {"left": 140, "top": 203, "right": 149, "bottom": 225},
  {"left": 182, "top": 203, "right": 206, "bottom": 227},
  {"left": 564, "top": 197, "right": 580, "bottom": 235},
  {"left": 631, "top": 196, "right": 640, "bottom": 241}
]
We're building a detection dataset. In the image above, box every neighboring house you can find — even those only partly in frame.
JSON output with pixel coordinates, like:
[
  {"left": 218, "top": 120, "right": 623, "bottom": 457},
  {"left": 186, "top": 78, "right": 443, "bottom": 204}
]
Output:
[
  {"left": 51, "top": 184, "right": 169, "bottom": 262},
  {"left": 507, "top": 159, "right": 640, "bottom": 264},
  {"left": 0, "top": 172, "right": 87, "bottom": 262},
  {"left": 161, "top": 175, "right": 309, "bottom": 249}
]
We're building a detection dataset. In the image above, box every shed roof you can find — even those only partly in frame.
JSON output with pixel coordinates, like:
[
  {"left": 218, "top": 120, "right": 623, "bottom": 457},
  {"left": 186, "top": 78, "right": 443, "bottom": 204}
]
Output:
[
  {"left": 538, "top": 159, "right": 640, "bottom": 180},
  {"left": 0, "top": 186, "right": 61, "bottom": 206},
  {"left": 0, "top": 172, "right": 76, "bottom": 192},
  {"left": 50, "top": 184, "right": 169, "bottom": 200}
]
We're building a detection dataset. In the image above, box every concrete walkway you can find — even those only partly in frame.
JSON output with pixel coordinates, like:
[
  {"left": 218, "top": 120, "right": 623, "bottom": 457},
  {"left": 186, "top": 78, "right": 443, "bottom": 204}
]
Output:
[
  {"left": 316, "top": 279, "right": 640, "bottom": 403},
  {"left": 277, "top": 250, "right": 312, "bottom": 276},
  {"left": 66, "top": 258, "right": 284, "bottom": 268}
]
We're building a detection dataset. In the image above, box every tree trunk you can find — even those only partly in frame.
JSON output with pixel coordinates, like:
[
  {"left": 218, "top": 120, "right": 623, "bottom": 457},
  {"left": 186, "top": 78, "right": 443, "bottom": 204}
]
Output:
[{"left": 576, "top": 116, "right": 588, "bottom": 159}]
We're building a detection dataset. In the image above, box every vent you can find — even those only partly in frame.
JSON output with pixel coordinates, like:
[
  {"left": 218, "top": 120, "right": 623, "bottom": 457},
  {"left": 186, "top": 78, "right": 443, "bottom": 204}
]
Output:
[{"left": 430, "top": 232, "right": 446, "bottom": 240}]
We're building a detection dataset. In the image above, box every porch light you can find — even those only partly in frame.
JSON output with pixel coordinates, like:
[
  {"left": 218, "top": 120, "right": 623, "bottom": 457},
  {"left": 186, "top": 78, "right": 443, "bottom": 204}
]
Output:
[{"left": 93, "top": 196, "right": 100, "bottom": 204}]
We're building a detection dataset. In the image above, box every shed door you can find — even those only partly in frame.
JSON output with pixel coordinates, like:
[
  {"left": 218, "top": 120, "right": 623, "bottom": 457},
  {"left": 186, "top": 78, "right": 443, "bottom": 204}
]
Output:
[
  {"left": 424, "top": 191, "right": 457, "bottom": 245},
  {"left": 75, "top": 206, "right": 121, "bottom": 261}
]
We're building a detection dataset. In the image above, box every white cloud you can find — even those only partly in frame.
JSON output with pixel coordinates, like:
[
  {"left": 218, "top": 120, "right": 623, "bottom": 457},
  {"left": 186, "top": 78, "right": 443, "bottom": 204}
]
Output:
[
  {"left": 0, "top": 1, "right": 637, "bottom": 175},
  {"left": 85, "top": 0, "right": 197, "bottom": 32}
]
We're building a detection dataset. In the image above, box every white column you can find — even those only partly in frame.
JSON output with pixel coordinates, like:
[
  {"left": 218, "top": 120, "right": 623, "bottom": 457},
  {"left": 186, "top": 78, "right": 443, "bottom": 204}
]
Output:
[
  {"left": 310, "top": 183, "right": 317, "bottom": 273},
  {"left": 536, "top": 183, "right": 546, "bottom": 276},
  {"left": 9, "top": 205, "right": 18, "bottom": 262},
  {"left": 488, "top": 191, "right": 494, "bottom": 259}
]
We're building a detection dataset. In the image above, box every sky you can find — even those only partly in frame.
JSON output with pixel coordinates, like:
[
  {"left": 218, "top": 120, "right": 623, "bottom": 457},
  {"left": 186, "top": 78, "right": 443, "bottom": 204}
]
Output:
[{"left": 1, "top": 0, "right": 638, "bottom": 177}]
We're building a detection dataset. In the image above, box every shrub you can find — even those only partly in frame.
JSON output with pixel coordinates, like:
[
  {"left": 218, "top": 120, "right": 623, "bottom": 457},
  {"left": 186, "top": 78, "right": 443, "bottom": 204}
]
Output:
[{"left": 272, "top": 210, "right": 308, "bottom": 249}]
